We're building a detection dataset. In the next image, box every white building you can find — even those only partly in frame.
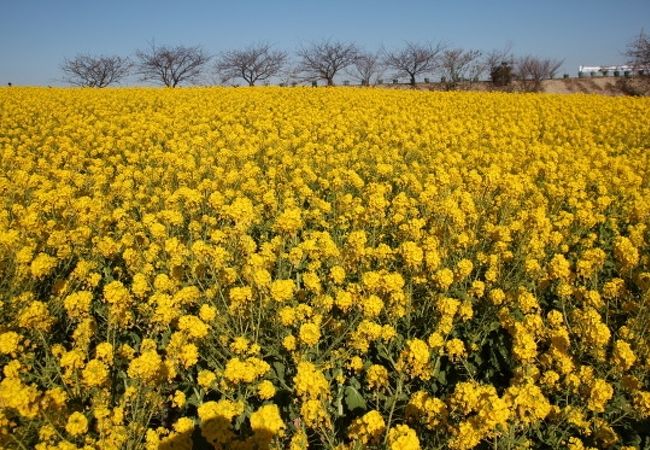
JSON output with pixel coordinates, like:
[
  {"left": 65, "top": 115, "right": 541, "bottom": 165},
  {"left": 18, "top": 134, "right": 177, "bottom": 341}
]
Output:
[{"left": 578, "top": 64, "right": 640, "bottom": 74}]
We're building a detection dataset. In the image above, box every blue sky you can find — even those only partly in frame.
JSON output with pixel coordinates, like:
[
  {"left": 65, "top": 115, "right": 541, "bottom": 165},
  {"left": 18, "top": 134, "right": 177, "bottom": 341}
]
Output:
[{"left": 1, "top": 0, "right": 648, "bottom": 85}]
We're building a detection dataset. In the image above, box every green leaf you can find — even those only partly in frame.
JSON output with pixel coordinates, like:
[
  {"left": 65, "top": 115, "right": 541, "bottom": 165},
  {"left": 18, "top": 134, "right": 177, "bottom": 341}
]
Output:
[
  {"left": 273, "top": 361, "right": 285, "bottom": 381},
  {"left": 186, "top": 392, "right": 201, "bottom": 407},
  {"left": 344, "top": 386, "right": 367, "bottom": 412},
  {"left": 349, "top": 376, "right": 361, "bottom": 390}
]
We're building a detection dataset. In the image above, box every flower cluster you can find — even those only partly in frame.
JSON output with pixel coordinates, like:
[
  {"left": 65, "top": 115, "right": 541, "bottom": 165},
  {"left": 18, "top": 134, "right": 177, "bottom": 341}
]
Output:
[{"left": 0, "top": 86, "right": 648, "bottom": 449}]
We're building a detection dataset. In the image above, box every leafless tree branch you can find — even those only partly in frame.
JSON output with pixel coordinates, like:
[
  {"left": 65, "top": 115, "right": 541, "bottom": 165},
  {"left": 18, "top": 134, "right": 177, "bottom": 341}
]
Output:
[
  {"left": 625, "top": 29, "right": 650, "bottom": 69},
  {"left": 484, "top": 43, "right": 514, "bottom": 74},
  {"left": 618, "top": 29, "right": 650, "bottom": 95},
  {"left": 61, "top": 54, "right": 131, "bottom": 87},
  {"left": 347, "top": 51, "right": 383, "bottom": 86},
  {"left": 515, "top": 55, "right": 563, "bottom": 92},
  {"left": 216, "top": 43, "right": 287, "bottom": 86},
  {"left": 135, "top": 42, "right": 210, "bottom": 87},
  {"left": 440, "top": 48, "right": 484, "bottom": 89},
  {"left": 296, "top": 40, "right": 359, "bottom": 86},
  {"left": 382, "top": 41, "right": 444, "bottom": 86}
]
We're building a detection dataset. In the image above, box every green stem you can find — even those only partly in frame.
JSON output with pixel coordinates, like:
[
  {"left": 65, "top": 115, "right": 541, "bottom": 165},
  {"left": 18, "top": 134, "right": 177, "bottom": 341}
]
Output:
[
  {"left": 9, "top": 433, "right": 29, "bottom": 450},
  {"left": 384, "top": 374, "right": 404, "bottom": 445}
]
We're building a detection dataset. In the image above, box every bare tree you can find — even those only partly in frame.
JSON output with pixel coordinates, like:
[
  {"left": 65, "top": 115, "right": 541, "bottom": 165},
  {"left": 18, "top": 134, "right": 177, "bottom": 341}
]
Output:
[
  {"left": 383, "top": 41, "right": 444, "bottom": 86},
  {"left": 625, "top": 29, "right": 650, "bottom": 69},
  {"left": 618, "top": 29, "right": 650, "bottom": 95},
  {"left": 278, "top": 65, "right": 301, "bottom": 87},
  {"left": 515, "top": 55, "right": 563, "bottom": 92},
  {"left": 216, "top": 43, "right": 287, "bottom": 86},
  {"left": 61, "top": 54, "right": 131, "bottom": 87},
  {"left": 296, "top": 40, "right": 359, "bottom": 86},
  {"left": 347, "top": 51, "right": 383, "bottom": 86},
  {"left": 135, "top": 43, "right": 210, "bottom": 87},
  {"left": 484, "top": 44, "right": 513, "bottom": 74},
  {"left": 440, "top": 48, "right": 484, "bottom": 89}
]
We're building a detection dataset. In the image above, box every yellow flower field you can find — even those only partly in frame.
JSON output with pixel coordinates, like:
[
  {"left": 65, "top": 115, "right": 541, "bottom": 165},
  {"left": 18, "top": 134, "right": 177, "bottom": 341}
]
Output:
[{"left": 0, "top": 87, "right": 649, "bottom": 449}]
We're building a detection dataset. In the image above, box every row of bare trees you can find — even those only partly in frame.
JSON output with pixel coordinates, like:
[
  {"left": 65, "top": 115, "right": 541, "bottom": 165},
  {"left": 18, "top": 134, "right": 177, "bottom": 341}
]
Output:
[{"left": 64, "top": 35, "right": 650, "bottom": 91}]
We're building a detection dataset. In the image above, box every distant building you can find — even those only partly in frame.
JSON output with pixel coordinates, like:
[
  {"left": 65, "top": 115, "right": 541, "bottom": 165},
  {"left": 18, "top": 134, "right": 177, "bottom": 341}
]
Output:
[{"left": 578, "top": 64, "right": 644, "bottom": 75}]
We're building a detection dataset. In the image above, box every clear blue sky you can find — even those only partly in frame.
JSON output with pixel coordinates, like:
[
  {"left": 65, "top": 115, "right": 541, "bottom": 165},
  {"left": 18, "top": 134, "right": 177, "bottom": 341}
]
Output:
[{"left": 1, "top": 0, "right": 648, "bottom": 85}]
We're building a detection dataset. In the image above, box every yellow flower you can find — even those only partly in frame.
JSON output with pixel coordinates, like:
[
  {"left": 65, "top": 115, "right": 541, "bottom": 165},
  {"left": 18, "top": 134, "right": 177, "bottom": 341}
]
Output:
[
  {"left": 0, "top": 332, "right": 21, "bottom": 354},
  {"left": 512, "top": 324, "right": 537, "bottom": 362},
  {"left": 434, "top": 268, "right": 454, "bottom": 290},
  {"left": 348, "top": 355, "right": 364, "bottom": 372},
  {"left": 30, "top": 252, "right": 57, "bottom": 278},
  {"left": 171, "top": 390, "right": 186, "bottom": 408},
  {"left": 18, "top": 301, "right": 54, "bottom": 332},
  {"left": 366, "top": 364, "right": 389, "bottom": 390},
  {"left": 198, "top": 399, "right": 244, "bottom": 423},
  {"left": 299, "top": 322, "right": 321, "bottom": 346},
  {"left": 63, "top": 291, "right": 93, "bottom": 320},
  {"left": 613, "top": 236, "right": 639, "bottom": 269},
  {"left": 0, "top": 376, "right": 40, "bottom": 418},
  {"left": 330, "top": 265, "right": 346, "bottom": 284},
  {"left": 455, "top": 259, "right": 474, "bottom": 279},
  {"left": 548, "top": 254, "right": 571, "bottom": 280},
  {"left": 273, "top": 207, "right": 303, "bottom": 234},
  {"left": 302, "top": 271, "right": 322, "bottom": 293},
  {"left": 406, "top": 391, "right": 447, "bottom": 429},
  {"left": 348, "top": 410, "right": 386, "bottom": 444},
  {"left": 283, "top": 335, "right": 297, "bottom": 351},
  {"left": 396, "top": 339, "right": 431, "bottom": 380},
  {"left": 270, "top": 279, "right": 295, "bottom": 302},
  {"left": 335, "top": 290, "right": 354, "bottom": 312},
  {"left": 173, "top": 417, "right": 195, "bottom": 433},
  {"left": 5, "top": 84, "right": 650, "bottom": 449},
  {"left": 587, "top": 379, "right": 613, "bottom": 413},
  {"left": 95, "top": 342, "right": 114, "bottom": 365},
  {"left": 127, "top": 350, "right": 163, "bottom": 383},
  {"left": 178, "top": 315, "right": 209, "bottom": 339},
  {"left": 250, "top": 404, "right": 285, "bottom": 437},
  {"left": 82, "top": 359, "right": 109, "bottom": 387},
  {"left": 362, "top": 294, "right": 384, "bottom": 318},
  {"left": 103, "top": 280, "right": 131, "bottom": 305},
  {"left": 290, "top": 429, "right": 309, "bottom": 450},
  {"left": 294, "top": 361, "right": 329, "bottom": 400},
  {"left": 469, "top": 280, "right": 485, "bottom": 298},
  {"left": 427, "top": 332, "right": 444, "bottom": 349},
  {"left": 612, "top": 340, "right": 636, "bottom": 371},
  {"left": 197, "top": 370, "right": 216, "bottom": 389},
  {"left": 300, "top": 399, "right": 329, "bottom": 429},
  {"left": 445, "top": 338, "right": 466, "bottom": 361},
  {"left": 387, "top": 424, "right": 420, "bottom": 450},
  {"left": 401, "top": 241, "right": 423, "bottom": 269},
  {"left": 179, "top": 343, "right": 199, "bottom": 368},
  {"left": 633, "top": 391, "right": 650, "bottom": 417},
  {"left": 130, "top": 273, "right": 150, "bottom": 298},
  {"left": 504, "top": 382, "right": 551, "bottom": 424},
  {"left": 488, "top": 288, "right": 506, "bottom": 306},
  {"left": 224, "top": 357, "right": 270, "bottom": 384},
  {"left": 65, "top": 411, "right": 88, "bottom": 437},
  {"left": 199, "top": 304, "right": 217, "bottom": 322},
  {"left": 257, "top": 380, "right": 276, "bottom": 400},
  {"left": 229, "top": 286, "right": 253, "bottom": 311}
]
